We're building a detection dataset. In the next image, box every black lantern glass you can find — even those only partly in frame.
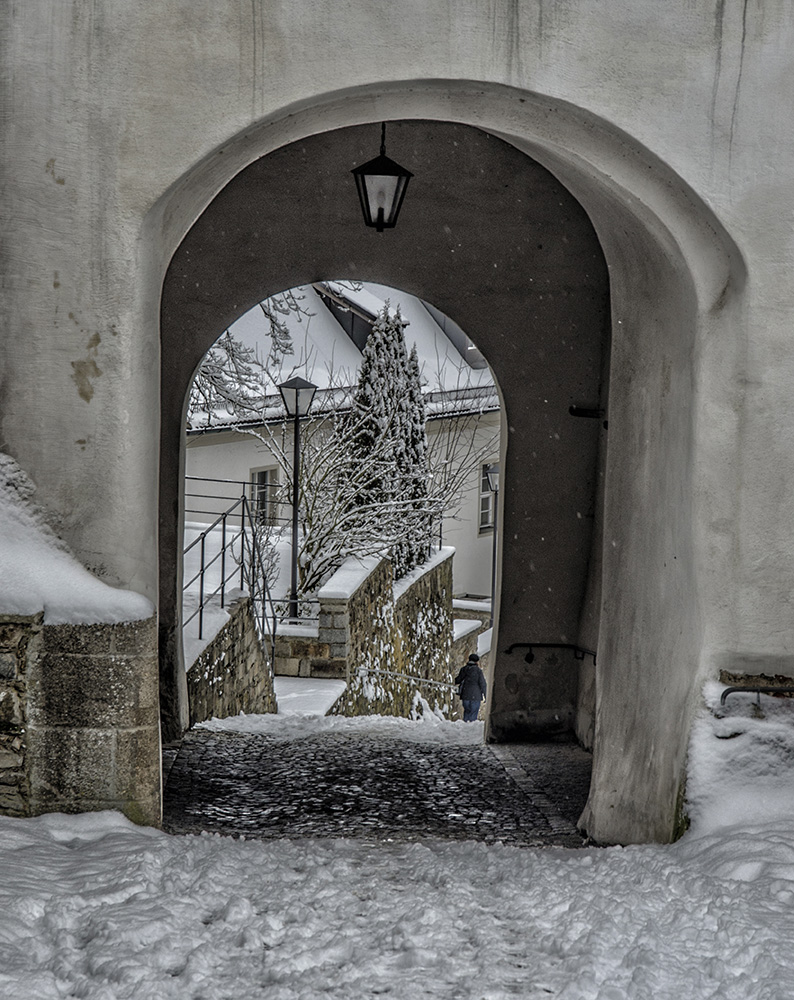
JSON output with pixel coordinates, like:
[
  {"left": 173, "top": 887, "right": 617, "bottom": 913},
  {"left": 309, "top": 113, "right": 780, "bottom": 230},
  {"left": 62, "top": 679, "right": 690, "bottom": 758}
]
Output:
[
  {"left": 278, "top": 375, "right": 317, "bottom": 418},
  {"left": 352, "top": 123, "right": 413, "bottom": 232}
]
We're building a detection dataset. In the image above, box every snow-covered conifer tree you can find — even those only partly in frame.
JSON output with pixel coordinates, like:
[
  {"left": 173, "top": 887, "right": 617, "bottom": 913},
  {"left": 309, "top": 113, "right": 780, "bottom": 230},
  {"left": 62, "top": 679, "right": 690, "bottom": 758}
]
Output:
[
  {"left": 402, "top": 343, "right": 433, "bottom": 567},
  {"left": 348, "top": 305, "right": 433, "bottom": 578},
  {"left": 348, "top": 304, "right": 405, "bottom": 508}
]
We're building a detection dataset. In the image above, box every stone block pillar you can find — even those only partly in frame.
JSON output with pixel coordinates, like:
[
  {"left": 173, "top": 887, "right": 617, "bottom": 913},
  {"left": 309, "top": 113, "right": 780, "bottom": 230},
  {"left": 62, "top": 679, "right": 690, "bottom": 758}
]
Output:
[
  {"left": 26, "top": 616, "right": 161, "bottom": 826},
  {"left": 317, "top": 600, "right": 351, "bottom": 673}
]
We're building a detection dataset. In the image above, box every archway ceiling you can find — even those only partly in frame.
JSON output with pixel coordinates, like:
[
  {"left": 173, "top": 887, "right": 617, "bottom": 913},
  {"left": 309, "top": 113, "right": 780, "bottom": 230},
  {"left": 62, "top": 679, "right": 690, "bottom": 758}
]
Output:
[
  {"left": 161, "top": 121, "right": 610, "bottom": 713},
  {"left": 163, "top": 121, "right": 606, "bottom": 376}
]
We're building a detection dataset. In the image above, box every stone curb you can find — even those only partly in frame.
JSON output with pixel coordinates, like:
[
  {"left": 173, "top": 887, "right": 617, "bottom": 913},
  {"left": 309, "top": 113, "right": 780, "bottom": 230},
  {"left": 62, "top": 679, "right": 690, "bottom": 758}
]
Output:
[{"left": 487, "top": 744, "right": 582, "bottom": 836}]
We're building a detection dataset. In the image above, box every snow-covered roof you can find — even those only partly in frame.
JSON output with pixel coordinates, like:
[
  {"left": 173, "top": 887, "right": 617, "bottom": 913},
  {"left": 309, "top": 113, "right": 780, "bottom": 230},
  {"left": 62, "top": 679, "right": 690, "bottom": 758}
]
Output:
[
  {"left": 229, "top": 281, "right": 494, "bottom": 394},
  {"left": 187, "top": 382, "right": 499, "bottom": 434},
  {"left": 231, "top": 285, "right": 363, "bottom": 388},
  {"left": 189, "top": 282, "right": 499, "bottom": 432}
]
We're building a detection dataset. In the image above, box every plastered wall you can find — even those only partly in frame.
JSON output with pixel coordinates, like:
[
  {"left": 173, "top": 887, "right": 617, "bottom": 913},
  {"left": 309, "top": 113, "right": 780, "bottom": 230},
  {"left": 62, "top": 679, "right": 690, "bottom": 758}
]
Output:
[{"left": 3, "top": 2, "right": 793, "bottom": 842}]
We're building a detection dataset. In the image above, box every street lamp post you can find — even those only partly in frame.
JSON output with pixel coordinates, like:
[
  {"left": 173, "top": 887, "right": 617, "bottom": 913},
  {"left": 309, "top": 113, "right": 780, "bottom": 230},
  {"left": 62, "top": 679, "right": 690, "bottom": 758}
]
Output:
[
  {"left": 278, "top": 376, "right": 318, "bottom": 621},
  {"left": 485, "top": 464, "right": 500, "bottom": 629}
]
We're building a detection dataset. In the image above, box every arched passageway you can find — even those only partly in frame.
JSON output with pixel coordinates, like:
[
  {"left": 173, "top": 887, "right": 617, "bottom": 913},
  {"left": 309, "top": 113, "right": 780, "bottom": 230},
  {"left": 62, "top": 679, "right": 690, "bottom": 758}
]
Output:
[
  {"left": 156, "top": 84, "right": 745, "bottom": 844},
  {"left": 4, "top": 0, "right": 769, "bottom": 847},
  {"left": 160, "top": 121, "right": 611, "bottom": 755},
  {"left": 179, "top": 277, "right": 503, "bottom": 728}
]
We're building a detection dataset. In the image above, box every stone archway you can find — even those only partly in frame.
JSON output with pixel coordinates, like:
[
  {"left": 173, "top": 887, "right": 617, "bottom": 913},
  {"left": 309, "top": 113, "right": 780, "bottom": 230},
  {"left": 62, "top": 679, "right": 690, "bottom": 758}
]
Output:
[
  {"left": 154, "top": 83, "right": 745, "bottom": 844},
  {"left": 160, "top": 120, "right": 610, "bottom": 750}
]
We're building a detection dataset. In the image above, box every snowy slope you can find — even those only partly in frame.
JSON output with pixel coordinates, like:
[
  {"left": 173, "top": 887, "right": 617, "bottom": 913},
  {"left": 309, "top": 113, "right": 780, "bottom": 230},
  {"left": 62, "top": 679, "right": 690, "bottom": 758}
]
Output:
[{"left": 1, "top": 808, "right": 793, "bottom": 1000}]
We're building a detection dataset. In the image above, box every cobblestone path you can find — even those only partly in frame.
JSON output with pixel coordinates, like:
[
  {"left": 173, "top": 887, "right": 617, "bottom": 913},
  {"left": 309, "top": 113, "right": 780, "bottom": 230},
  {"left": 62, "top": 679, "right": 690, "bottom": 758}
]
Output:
[{"left": 163, "top": 730, "right": 592, "bottom": 848}]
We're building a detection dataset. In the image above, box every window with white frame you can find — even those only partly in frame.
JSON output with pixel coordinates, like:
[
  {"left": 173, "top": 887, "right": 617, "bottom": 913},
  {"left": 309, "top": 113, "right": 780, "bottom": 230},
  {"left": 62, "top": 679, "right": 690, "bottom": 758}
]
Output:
[
  {"left": 479, "top": 463, "right": 498, "bottom": 531},
  {"left": 250, "top": 467, "right": 279, "bottom": 525}
]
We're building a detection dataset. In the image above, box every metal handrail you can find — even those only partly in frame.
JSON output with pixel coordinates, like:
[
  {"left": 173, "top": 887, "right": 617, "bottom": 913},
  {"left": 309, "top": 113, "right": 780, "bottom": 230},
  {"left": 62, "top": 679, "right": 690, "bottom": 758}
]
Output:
[
  {"left": 183, "top": 534, "right": 239, "bottom": 591},
  {"left": 186, "top": 475, "right": 252, "bottom": 484},
  {"left": 505, "top": 642, "right": 597, "bottom": 665},
  {"left": 184, "top": 477, "right": 289, "bottom": 534},
  {"left": 185, "top": 474, "right": 278, "bottom": 489},
  {"left": 238, "top": 493, "right": 280, "bottom": 656},
  {"left": 357, "top": 666, "right": 458, "bottom": 693},
  {"left": 182, "top": 492, "right": 279, "bottom": 668},
  {"left": 183, "top": 502, "right": 241, "bottom": 555},
  {"left": 720, "top": 685, "right": 794, "bottom": 707}
]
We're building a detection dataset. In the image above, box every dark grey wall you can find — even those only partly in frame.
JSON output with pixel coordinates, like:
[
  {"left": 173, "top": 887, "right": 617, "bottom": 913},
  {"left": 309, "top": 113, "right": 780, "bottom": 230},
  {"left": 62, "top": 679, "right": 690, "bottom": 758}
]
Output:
[{"left": 160, "top": 121, "right": 610, "bottom": 742}]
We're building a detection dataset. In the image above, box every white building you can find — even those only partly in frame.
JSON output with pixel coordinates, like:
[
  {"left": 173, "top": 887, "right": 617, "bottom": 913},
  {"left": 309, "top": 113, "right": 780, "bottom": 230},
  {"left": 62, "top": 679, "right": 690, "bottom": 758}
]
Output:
[{"left": 184, "top": 282, "right": 501, "bottom": 600}]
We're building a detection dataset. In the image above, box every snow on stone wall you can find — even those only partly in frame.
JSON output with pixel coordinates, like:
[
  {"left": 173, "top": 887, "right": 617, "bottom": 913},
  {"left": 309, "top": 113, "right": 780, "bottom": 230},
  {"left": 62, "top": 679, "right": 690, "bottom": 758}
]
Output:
[
  {"left": 328, "top": 550, "right": 461, "bottom": 720},
  {"left": 186, "top": 597, "right": 277, "bottom": 726},
  {"left": 0, "top": 614, "right": 39, "bottom": 816},
  {"left": 0, "top": 455, "right": 153, "bottom": 625}
]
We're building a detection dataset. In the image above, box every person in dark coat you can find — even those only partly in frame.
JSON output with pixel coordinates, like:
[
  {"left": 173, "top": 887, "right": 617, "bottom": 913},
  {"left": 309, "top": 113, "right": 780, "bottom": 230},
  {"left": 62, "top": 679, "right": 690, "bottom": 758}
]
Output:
[{"left": 455, "top": 653, "right": 487, "bottom": 722}]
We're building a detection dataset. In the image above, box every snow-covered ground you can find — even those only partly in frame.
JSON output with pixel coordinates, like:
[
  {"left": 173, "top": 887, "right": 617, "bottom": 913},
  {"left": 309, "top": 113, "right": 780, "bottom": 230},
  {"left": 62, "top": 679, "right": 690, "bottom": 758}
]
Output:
[
  {"left": 2, "top": 684, "right": 794, "bottom": 998},
  {"left": 199, "top": 704, "right": 485, "bottom": 745},
  {"left": 272, "top": 677, "right": 347, "bottom": 717}
]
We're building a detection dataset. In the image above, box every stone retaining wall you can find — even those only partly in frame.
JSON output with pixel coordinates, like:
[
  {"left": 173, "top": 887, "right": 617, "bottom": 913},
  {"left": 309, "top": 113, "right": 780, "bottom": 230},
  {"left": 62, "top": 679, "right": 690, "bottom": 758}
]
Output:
[
  {"left": 273, "top": 633, "right": 334, "bottom": 678},
  {"left": 395, "top": 556, "right": 453, "bottom": 682},
  {"left": 271, "top": 551, "right": 484, "bottom": 721},
  {"left": 330, "top": 551, "right": 462, "bottom": 720},
  {"left": 450, "top": 622, "right": 482, "bottom": 674},
  {"left": 187, "top": 596, "right": 276, "bottom": 724},
  {"left": 452, "top": 603, "right": 491, "bottom": 630},
  {"left": 719, "top": 669, "right": 794, "bottom": 688},
  {"left": 0, "top": 613, "right": 161, "bottom": 825},
  {"left": 0, "top": 613, "right": 39, "bottom": 816}
]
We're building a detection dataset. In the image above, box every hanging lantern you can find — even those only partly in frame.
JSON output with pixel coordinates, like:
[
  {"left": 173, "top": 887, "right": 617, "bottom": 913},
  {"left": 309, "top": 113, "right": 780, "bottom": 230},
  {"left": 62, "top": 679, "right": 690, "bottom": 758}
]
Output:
[{"left": 351, "top": 122, "right": 413, "bottom": 232}]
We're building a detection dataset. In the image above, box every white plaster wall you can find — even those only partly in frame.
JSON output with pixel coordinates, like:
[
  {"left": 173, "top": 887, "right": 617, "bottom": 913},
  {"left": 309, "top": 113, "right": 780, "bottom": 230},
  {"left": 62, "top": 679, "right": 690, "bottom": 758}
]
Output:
[
  {"left": 185, "top": 432, "right": 277, "bottom": 511},
  {"left": 430, "top": 415, "right": 500, "bottom": 598},
  {"left": 3, "top": 2, "right": 787, "bottom": 599},
  {"left": 3, "top": 0, "right": 794, "bottom": 841}
]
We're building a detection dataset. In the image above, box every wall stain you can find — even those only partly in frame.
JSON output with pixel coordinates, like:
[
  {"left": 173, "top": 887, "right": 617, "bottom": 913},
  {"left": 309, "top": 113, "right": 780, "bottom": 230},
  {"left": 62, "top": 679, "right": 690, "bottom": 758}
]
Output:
[
  {"left": 70, "top": 333, "right": 102, "bottom": 403},
  {"left": 53, "top": 272, "right": 60, "bottom": 289},
  {"left": 661, "top": 358, "right": 671, "bottom": 398},
  {"left": 728, "top": 0, "right": 749, "bottom": 167},
  {"left": 45, "top": 158, "right": 66, "bottom": 185},
  {"left": 710, "top": 0, "right": 726, "bottom": 127}
]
